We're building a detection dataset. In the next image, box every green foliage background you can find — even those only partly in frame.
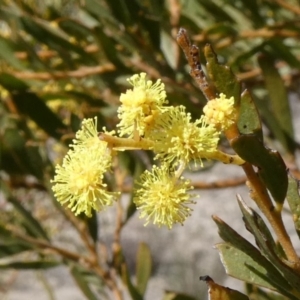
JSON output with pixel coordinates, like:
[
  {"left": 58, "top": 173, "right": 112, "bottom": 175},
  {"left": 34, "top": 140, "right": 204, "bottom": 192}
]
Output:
[{"left": 1, "top": 0, "right": 300, "bottom": 299}]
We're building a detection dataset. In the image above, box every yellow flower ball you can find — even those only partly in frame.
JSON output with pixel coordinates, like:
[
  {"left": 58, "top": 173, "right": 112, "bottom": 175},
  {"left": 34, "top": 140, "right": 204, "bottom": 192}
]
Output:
[{"left": 134, "top": 165, "right": 197, "bottom": 229}]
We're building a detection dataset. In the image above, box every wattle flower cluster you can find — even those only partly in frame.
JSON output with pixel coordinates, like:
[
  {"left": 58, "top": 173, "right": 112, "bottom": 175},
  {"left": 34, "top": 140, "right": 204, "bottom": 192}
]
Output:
[{"left": 52, "top": 73, "right": 237, "bottom": 229}]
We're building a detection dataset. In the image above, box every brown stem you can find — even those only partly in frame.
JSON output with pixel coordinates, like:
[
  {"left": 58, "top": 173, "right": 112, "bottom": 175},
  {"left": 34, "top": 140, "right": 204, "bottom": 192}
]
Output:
[
  {"left": 225, "top": 125, "right": 299, "bottom": 264},
  {"left": 242, "top": 163, "right": 299, "bottom": 264},
  {"left": 192, "top": 176, "right": 246, "bottom": 189},
  {"left": 11, "top": 64, "right": 115, "bottom": 80},
  {"left": 6, "top": 224, "right": 124, "bottom": 298},
  {"left": 272, "top": 0, "right": 300, "bottom": 15},
  {"left": 176, "top": 28, "right": 216, "bottom": 100}
]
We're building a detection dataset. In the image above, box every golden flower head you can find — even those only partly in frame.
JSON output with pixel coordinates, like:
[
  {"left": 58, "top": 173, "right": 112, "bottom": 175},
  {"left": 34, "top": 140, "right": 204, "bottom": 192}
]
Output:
[
  {"left": 117, "top": 73, "right": 168, "bottom": 138},
  {"left": 203, "top": 93, "right": 237, "bottom": 130},
  {"left": 51, "top": 118, "right": 119, "bottom": 217},
  {"left": 134, "top": 165, "right": 197, "bottom": 229},
  {"left": 150, "top": 106, "right": 220, "bottom": 166}
]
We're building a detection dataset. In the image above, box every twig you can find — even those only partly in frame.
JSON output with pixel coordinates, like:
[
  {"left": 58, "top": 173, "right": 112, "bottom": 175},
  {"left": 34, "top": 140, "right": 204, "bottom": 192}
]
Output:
[
  {"left": 14, "top": 44, "right": 100, "bottom": 60},
  {"left": 242, "top": 162, "right": 300, "bottom": 266},
  {"left": 272, "top": 0, "right": 300, "bottom": 15},
  {"left": 192, "top": 176, "right": 246, "bottom": 189},
  {"left": 176, "top": 28, "right": 216, "bottom": 100},
  {"left": 7, "top": 224, "right": 88, "bottom": 263},
  {"left": 11, "top": 64, "right": 115, "bottom": 80},
  {"left": 6, "top": 224, "right": 124, "bottom": 299},
  {"left": 193, "top": 27, "right": 300, "bottom": 45}
]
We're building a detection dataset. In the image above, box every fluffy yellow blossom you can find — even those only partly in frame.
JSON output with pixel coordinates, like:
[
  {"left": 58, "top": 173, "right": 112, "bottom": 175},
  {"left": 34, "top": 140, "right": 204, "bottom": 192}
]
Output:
[
  {"left": 203, "top": 93, "right": 237, "bottom": 130},
  {"left": 134, "top": 165, "right": 196, "bottom": 229},
  {"left": 51, "top": 118, "right": 118, "bottom": 217},
  {"left": 117, "top": 73, "right": 168, "bottom": 138},
  {"left": 150, "top": 106, "right": 220, "bottom": 166}
]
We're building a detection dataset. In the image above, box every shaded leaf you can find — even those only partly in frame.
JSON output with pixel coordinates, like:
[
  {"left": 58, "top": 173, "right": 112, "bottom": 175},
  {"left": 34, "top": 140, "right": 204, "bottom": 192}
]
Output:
[
  {"left": 0, "top": 261, "right": 60, "bottom": 269},
  {"left": 0, "top": 36, "right": 25, "bottom": 70},
  {"left": 0, "top": 242, "right": 33, "bottom": 259},
  {"left": 236, "top": 0, "right": 264, "bottom": 26},
  {"left": 213, "top": 214, "right": 294, "bottom": 297},
  {"left": 93, "top": 24, "right": 125, "bottom": 69},
  {"left": 8, "top": 196, "right": 49, "bottom": 241},
  {"left": 231, "top": 134, "right": 287, "bottom": 206},
  {"left": 11, "top": 90, "right": 68, "bottom": 140},
  {"left": 58, "top": 18, "right": 93, "bottom": 42},
  {"left": 20, "top": 16, "right": 95, "bottom": 65},
  {"left": 286, "top": 175, "right": 300, "bottom": 239},
  {"left": 136, "top": 242, "right": 152, "bottom": 296},
  {"left": 70, "top": 264, "right": 98, "bottom": 300},
  {"left": 215, "top": 243, "right": 297, "bottom": 298},
  {"left": 0, "top": 226, "right": 40, "bottom": 260},
  {"left": 0, "top": 73, "right": 28, "bottom": 91},
  {"left": 238, "top": 199, "right": 300, "bottom": 293},
  {"left": 2, "top": 126, "right": 31, "bottom": 175},
  {"left": 237, "top": 89, "right": 262, "bottom": 140},
  {"left": 78, "top": 212, "right": 98, "bottom": 244},
  {"left": 121, "top": 263, "right": 143, "bottom": 300},
  {"left": 267, "top": 39, "right": 300, "bottom": 70},
  {"left": 258, "top": 54, "right": 295, "bottom": 153},
  {"left": 205, "top": 44, "right": 241, "bottom": 103}
]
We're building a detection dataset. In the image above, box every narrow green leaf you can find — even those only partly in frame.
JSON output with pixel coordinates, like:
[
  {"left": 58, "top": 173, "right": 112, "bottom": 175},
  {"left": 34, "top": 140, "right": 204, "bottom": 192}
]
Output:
[
  {"left": 286, "top": 175, "right": 300, "bottom": 239},
  {"left": 20, "top": 16, "right": 95, "bottom": 65},
  {"left": 258, "top": 54, "right": 295, "bottom": 153},
  {"left": 0, "top": 227, "right": 35, "bottom": 258},
  {"left": 237, "top": 197, "right": 286, "bottom": 260},
  {"left": 2, "top": 127, "right": 31, "bottom": 175},
  {"left": 8, "top": 196, "right": 49, "bottom": 241},
  {"left": 200, "top": 1, "right": 235, "bottom": 22},
  {"left": 237, "top": 89, "right": 262, "bottom": 140},
  {"left": 70, "top": 264, "right": 98, "bottom": 300},
  {"left": 78, "top": 213, "right": 98, "bottom": 243},
  {"left": 27, "top": 145, "right": 45, "bottom": 180},
  {"left": 0, "top": 242, "right": 32, "bottom": 258},
  {"left": 93, "top": 25, "right": 125, "bottom": 69},
  {"left": 11, "top": 90, "right": 68, "bottom": 140},
  {"left": 0, "top": 36, "right": 25, "bottom": 70},
  {"left": 0, "top": 261, "right": 60, "bottom": 269},
  {"left": 268, "top": 39, "right": 300, "bottom": 70},
  {"left": 205, "top": 23, "right": 237, "bottom": 38},
  {"left": 104, "top": 0, "right": 136, "bottom": 27},
  {"left": 122, "top": 263, "right": 143, "bottom": 300},
  {"left": 0, "top": 73, "right": 28, "bottom": 90},
  {"left": 238, "top": 199, "right": 300, "bottom": 293},
  {"left": 136, "top": 242, "right": 152, "bottom": 296},
  {"left": 58, "top": 18, "right": 93, "bottom": 41},
  {"left": 231, "top": 134, "right": 288, "bottom": 206},
  {"left": 83, "top": 0, "right": 117, "bottom": 25},
  {"left": 213, "top": 214, "right": 295, "bottom": 296},
  {"left": 236, "top": 0, "right": 264, "bottom": 25},
  {"left": 215, "top": 243, "right": 297, "bottom": 299},
  {"left": 231, "top": 42, "right": 267, "bottom": 69},
  {"left": 205, "top": 44, "right": 241, "bottom": 103}
]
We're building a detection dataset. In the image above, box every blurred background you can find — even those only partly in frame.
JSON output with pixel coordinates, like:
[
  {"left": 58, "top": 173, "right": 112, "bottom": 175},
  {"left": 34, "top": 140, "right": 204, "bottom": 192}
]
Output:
[{"left": 1, "top": 0, "right": 300, "bottom": 299}]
